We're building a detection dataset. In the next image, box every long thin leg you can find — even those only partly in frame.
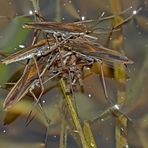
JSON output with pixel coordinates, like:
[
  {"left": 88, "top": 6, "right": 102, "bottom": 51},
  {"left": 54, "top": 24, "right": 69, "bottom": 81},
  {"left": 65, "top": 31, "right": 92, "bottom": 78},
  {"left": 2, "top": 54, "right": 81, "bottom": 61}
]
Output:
[
  {"left": 26, "top": 52, "right": 59, "bottom": 123},
  {"left": 105, "top": 7, "right": 142, "bottom": 47},
  {"left": 27, "top": 89, "right": 50, "bottom": 147},
  {"left": 26, "top": 89, "right": 50, "bottom": 124},
  {"left": 99, "top": 61, "right": 115, "bottom": 105},
  {"left": 42, "top": 71, "right": 61, "bottom": 85},
  {"left": 25, "top": 56, "right": 45, "bottom": 125},
  {"left": 99, "top": 61, "right": 110, "bottom": 102},
  {"left": 32, "top": 56, "right": 45, "bottom": 103},
  {"left": 26, "top": 71, "right": 61, "bottom": 146}
]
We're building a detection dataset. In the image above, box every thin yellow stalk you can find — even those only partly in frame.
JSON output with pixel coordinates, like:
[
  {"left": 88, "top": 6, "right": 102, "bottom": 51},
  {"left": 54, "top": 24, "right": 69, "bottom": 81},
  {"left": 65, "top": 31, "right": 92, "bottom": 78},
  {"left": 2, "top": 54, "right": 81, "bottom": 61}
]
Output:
[
  {"left": 83, "top": 121, "right": 97, "bottom": 148},
  {"left": 109, "top": 0, "right": 128, "bottom": 147},
  {"left": 59, "top": 78, "right": 89, "bottom": 148}
]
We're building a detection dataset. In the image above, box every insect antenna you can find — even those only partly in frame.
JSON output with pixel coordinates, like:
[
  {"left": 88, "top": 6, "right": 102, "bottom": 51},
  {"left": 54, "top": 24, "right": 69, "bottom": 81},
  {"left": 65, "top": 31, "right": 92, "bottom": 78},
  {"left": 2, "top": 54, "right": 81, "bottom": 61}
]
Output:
[
  {"left": 90, "top": 6, "right": 134, "bottom": 34},
  {"left": 105, "top": 7, "right": 142, "bottom": 46}
]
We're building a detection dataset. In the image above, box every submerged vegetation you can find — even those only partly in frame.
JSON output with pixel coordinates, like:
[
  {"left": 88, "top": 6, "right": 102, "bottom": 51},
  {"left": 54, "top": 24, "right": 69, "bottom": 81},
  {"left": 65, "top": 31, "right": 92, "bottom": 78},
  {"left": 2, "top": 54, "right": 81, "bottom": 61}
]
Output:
[{"left": 0, "top": 0, "right": 147, "bottom": 148}]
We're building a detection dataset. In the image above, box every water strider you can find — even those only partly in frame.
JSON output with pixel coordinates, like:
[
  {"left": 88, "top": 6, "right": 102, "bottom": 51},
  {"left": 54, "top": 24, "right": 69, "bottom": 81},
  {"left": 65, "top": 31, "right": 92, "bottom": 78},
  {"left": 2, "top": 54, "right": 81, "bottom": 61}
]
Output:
[
  {"left": 2, "top": 46, "right": 86, "bottom": 111},
  {"left": 64, "top": 37, "right": 133, "bottom": 64},
  {"left": 1, "top": 6, "right": 136, "bottom": 134},
  {"left": 62, "top": 37, "right": 133, "bottom": 99},
  {"left": 0, "top": 37, "right": 69, "bottom": 65},
  {"left": 2, "top": 53, "right": 59, "bottom": 110},
  {"left": 2, "top": 34, "right": 134, "bottom": 111},
  {"left": 23, "top": 7, "right": 138, "bottom": 41}
]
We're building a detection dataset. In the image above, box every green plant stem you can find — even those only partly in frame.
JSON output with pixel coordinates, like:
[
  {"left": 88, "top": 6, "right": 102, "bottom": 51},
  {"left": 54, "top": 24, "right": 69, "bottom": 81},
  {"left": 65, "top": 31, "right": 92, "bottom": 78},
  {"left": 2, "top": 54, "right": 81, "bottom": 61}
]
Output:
[
  {"left": 83, "top": 121, "right": 97, "bottom": 148},
  {"left": 59, "top": 78, "right": 89, "bottom": 148},
  {"left": 109, "top": 0, "right": 128, "bottom": 148}
]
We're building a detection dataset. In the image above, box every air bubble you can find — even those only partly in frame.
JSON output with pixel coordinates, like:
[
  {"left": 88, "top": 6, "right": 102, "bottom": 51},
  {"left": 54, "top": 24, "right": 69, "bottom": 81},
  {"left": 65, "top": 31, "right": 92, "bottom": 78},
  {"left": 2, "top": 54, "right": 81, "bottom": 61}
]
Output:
[
  {"left": 91, "top": 143, "right": 95, "bottom": 147},
  {"left": 19, "top": 44, "right": 25, "bottom": 48},
  {"left": 34, "top": 10, "right": 38, "bottom": 13},
  {"left": 88, "top": 94, "right": 92, "bottom": 98},
  {"left": 114, "top": 104, "right": 120, "bottom": 110},
  {"left": 81, "top": 16, "right": 85, "bottom": 21},
  {"left": 101, "top": 118, "right": 104, "bottom": 121},
  {"left": 138, "top": 32, "right": 142, "bottom": 35},
  {"left": 133, "top": 10, "right": 137, "bottom": 15},
  {"left": 73, "top": 130, "right": 79, "bottom": 133},
  {"left": 2, "top": 130, "right": 6, "bottom": 134},
  {"left": 77, "top": 9, "right": 80, "bottom": 13},
  {"left": 29, "top": 10, "right": 33, "bottom": 15}
]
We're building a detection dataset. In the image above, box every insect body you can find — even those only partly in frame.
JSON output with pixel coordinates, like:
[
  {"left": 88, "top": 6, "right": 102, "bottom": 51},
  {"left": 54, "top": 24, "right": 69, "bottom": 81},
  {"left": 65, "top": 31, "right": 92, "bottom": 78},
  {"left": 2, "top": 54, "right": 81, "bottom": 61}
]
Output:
[
  {"left": 3, "top": 56, "right": 48, "bottom": 110},
  {"left": 23, "top": 21, "right": 98, "bottom": 40},
  {"left": 64, "top": 38, "right": 133, "bottom": 64},
  {"left": 1, "top": 37, "right": 69, "bottom": 65}
]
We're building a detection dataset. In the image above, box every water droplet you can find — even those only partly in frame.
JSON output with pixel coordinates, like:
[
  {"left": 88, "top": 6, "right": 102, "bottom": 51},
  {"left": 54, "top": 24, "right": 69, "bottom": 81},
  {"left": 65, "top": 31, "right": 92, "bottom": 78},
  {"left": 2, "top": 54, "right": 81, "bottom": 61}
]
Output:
[
  {"left": 133, "top": 10, "right": 137, "bottom": 15},
  {"left": 73, "top": 130, "right": 79, "bottom": 133},
  {"left": 77, "top": 9, "right": 80, "bottom": 13},
  {"left": 53, "top": 135, "right": 57, "bottom": 138},
  {"left": 91, "top": 143, "right": 95, "bottom": 147},
  {"left": 69, "top": 0, "right": 72, "bottom": 3},
  {"left": 19, "top": 44, "right": 25, "bottom": 48},
  {"left": 2, "top": 130, "right": 6, "bottom": 134},
  {"left": 101, "top": 118, "right": 104, "bottom": 121},
  {"left": 100, "top": 12, "right": 105, "bottom": 17},
  {"left": 42, "top": 100, "right": 46, "bottom": 104},
  {"left": 138, "top": 32, "right": 142, "bottom": 35},
  {"left": 114, "top": 104, "right": 120, "bottom": 110},
  {"left": 34, "top": 10, "right": 38, "bottom": 13},
  {"left": 29, "top": 10, "right": 33, "bottom": 15},
  {"left": 88, "top": 94, "right": 92, "bottom": 98},
  {"left": 81, "top": 16, "right": 85, "bottom": 21}
]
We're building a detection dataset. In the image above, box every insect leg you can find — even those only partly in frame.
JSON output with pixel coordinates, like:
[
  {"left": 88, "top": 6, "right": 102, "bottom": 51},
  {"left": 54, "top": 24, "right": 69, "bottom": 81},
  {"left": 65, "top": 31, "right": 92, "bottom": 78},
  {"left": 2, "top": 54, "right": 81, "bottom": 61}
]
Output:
[
  {"left": 26, "top": 89, "right": 50, "bottom": 147},
  {"left": 99, "top": 61, "right": 110, "bottom": 101}
]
